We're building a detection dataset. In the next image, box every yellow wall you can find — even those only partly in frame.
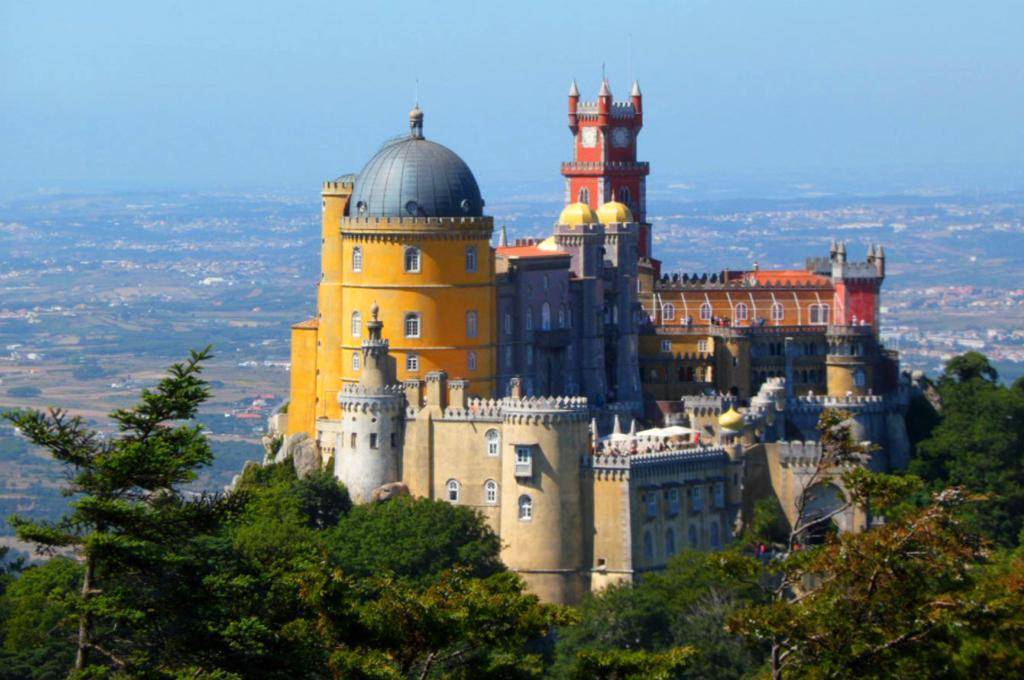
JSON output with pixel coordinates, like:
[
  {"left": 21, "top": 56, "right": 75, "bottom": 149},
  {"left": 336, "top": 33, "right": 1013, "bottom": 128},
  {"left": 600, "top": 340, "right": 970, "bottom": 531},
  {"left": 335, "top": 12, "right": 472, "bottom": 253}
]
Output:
[
  {"left": 339, "top": 217, "right": 496, "bottom": 397},
  {"left": 315, "top": 181, "right": 352, "bottom": 422},
  {"left": 287, "top": 323, "right": 318, "bottom": 437}
]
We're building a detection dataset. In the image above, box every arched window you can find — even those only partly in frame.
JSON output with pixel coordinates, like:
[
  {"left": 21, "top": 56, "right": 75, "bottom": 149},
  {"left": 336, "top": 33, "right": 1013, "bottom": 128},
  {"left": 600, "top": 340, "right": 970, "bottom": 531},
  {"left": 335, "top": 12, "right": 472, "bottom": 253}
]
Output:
[
  {"left": 642, "top": 531, "right": 654, "bottom": 561},
  {"left": 578, "top": 187, "right": 590, "bottom": 204},
  {"left": 352, "top": 352, "right": 360, "bottom": 371},
  {"left": 543, "top": 274, "right": 550, "bottom": 292},
  {"left": 810, "top": 304, "right": 830, "bottom": 325},
  {"left": 541, "top": 302, "right": 551, "bottom": 330},
  {"left": 518, "top": 494, "right": 533, "bottom": 521},
  {"left": 666, "top": 528, "right": 676, "bottom": 556},
  {"left": 352, "top": 246, "right": 363, "bottom": 272},
  {"left": 446, "top": 479, "right": 460, "bottom": 503},
  {"left": 662, "top": 303, "right": 676, "bottom": 321},
  {"left": 688, "top": 524, "right": 699, "bottom": 548},
  {"left": 503, "top": 311, "right": 513, "bottom": 334},
  {"left": 735, "top": 303, "right": 749, "bottom": 322},
  {"left": 854, "top": 368, "right": 866, "bottom": 387},
  {"left": 351, "top": 311, "right": 362, "bottom": 337},
  {"left": 485, "top": 429, "right": 500, "bottom": 456},
  {"left": 697, "top": 339, "right": 709, "bottom": 353},
  {"left": 771, "top": 302, "right": 784, "bottom": 322},
  {"left": 710, "top": 521, "right": 721, "bottom": 548},
  {"left": 467, "top": 350, "right": 477, "bottom": 371},
  {"left": 619, "top": 186, "right": 631, "bottom": 206},
  {"left": 484, "top": 480, "right": 498, "bottom": 505},
  {"left": 406, "top": 353, "right": 419, "bottom": 372},
  {"left": 404, "top": 312, "right": 421, "bottom": 338},
  {"left": 465, "top": 246, "right": 478, "bottom": 273},
  {"left": 466, "top": 310, "right": 478, "bottom": 338},
  {"left": 699, "top": 302, "right": 712, "bottom": 321},
  {"left": 525, "top": 308, "right": 534, "bottom": 331},
  {"left": 404, "top": 246, "right": 421, "bottom": 273},
  {"left": 557, "top": 305, "right": 566, "bottom": 328}
]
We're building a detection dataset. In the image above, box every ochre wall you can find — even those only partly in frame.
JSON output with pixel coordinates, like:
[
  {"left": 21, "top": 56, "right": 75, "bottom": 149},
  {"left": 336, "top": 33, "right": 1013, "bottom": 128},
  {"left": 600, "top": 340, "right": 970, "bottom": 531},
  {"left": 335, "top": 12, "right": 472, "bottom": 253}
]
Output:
[
  {"left": 287, "top": 323, "right": 318, "bottom": 437},
  {"left": 315, "top": 182, "right": 352, "bottom": 422},
  {"left": 339, "top": 221, "right": 496, "bottom": 397}
]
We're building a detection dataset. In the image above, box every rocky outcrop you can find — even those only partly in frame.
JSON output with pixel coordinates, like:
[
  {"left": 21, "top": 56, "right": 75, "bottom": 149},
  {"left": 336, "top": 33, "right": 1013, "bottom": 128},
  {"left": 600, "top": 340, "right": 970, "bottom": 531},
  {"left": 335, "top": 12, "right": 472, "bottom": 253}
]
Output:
[{"left": 370, "top": 481, "right": 410, "bottom": 502}]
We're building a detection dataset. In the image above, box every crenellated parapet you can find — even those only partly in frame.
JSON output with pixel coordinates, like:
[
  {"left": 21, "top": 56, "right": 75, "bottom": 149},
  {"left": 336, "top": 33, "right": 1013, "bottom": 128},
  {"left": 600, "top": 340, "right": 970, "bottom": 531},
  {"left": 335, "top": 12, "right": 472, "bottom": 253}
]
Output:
[
  {"left": 680, "top": 394, "right": 738, "bottom": 418},
  {"left": 502, "top": 395, "right": 590, "bottom": 425},
  {"left": 441, "top": 396, "right": 504, "bottom": 422},
  {"left": 340, "top": 215, "right": 494, "bottom": 241},
  {"left": 586, "top": 445, "right": 730, "bottom": 480}
]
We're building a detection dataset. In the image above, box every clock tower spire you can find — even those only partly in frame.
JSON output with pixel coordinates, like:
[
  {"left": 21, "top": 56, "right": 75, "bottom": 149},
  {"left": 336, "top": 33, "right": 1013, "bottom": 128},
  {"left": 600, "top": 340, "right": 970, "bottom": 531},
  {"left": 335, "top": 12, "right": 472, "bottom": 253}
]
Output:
[{"left": 561, "top": 77, "right": 653, "bottom": 259}]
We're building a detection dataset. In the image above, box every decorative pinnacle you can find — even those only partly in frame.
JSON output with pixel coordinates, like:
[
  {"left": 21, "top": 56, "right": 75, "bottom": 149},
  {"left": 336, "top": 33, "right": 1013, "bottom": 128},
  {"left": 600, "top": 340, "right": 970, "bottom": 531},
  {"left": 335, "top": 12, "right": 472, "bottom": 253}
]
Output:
[
  {"left": 499, "top": 224, "right": 508, "bottom": 247},
  {"left": 569, "top": 79, "right": 580, "bottom": 97},
  {"left": 599, "top": 78, "right": 611, "bottom": 97},
  {"left": 371, "top": 301, "right": 380, "bottom": 321},
  {"left": 409, "top": 105, "right": 424, "bottom": 139},
  {"left": 631, "top": 80, "right": 641, "bottom": 97}
]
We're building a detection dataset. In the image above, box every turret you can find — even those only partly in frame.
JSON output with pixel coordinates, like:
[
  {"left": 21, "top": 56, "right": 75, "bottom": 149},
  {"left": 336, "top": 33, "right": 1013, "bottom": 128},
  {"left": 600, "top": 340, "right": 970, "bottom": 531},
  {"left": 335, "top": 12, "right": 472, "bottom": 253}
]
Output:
[
  {"left": 597, "top": 79, "right": 611, "bottom": 127},
  {"left": 869, "top": 243, "right": 885, "bottom": 277},
  {"left": 630, "top": 80, "right": 642, "bottom": 126},
  {"left": 568, "top": 80, "right": 580, "bottom": 133},
  {"left": 335, "top": 312, "right": 404, "bottom": 503}
]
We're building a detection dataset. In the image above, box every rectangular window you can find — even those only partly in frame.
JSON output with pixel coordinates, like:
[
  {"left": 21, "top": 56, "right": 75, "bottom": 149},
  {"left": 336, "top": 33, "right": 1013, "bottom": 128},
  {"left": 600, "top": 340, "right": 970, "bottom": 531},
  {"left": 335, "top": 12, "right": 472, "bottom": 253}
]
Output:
[
  {"left": 352, "top": 352, "right": 361, "bottom": 371},
  {"left": 390, "top": 432, "right": 398, "bottom": 448},
  {"left": 645, "top": 492, "right": 657, "bottom": 518},
  {"left": 697, "top": 339, "right": 708, "bottom": 353},
  {"left": 505, "top": 345, "right": 513, "bottom": 366},
  {"left": 668, "top": 488, "right": 680, "bottom": 515},
  {"left": 714, "top": 482, "right": 725, "bottom": 508},
  {"left": 661, "top": 339, "right": 671, "bottom": 353},
  {"left": 514, "top": 446, "right": 533, "bottom": 478},
  {"left": 369, "top": 433, "right": 378, "bottom": 449},
  {"left": 467, "top": 350, "right": 477, "bottom": 371},
  {"left": 504, "top": 311, "right": 513, "bottom": 334},
  {"left": 406, "top": 353, "right": 419, "bottom": 372},
  {"left": 691, "top": 486, "right": 704, "bottom": 512},
  {"left": 466, "top": 310, "right": 478, "bottom": 338}
]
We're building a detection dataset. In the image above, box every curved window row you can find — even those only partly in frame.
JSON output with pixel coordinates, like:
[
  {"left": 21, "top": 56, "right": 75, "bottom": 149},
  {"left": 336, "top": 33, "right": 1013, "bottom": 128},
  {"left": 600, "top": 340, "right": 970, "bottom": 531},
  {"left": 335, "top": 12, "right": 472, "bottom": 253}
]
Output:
[{"left": 444, "top": 478, "right": 502, "bottom": 507}]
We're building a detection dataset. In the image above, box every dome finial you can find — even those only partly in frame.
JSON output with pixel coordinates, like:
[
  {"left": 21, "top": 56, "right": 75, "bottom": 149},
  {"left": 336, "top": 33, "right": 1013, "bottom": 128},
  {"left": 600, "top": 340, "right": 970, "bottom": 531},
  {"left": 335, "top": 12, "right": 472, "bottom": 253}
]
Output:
[{"left": 409, "top": 104, "right": 424, "bottom": 139}]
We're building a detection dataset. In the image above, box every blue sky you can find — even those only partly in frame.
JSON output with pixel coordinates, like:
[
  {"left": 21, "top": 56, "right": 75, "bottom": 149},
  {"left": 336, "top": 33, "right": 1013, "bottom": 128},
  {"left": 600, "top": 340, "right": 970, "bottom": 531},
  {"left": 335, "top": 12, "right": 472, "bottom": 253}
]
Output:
[{"left": 1, "top": 0, "right": 1022, "bottom": 195}]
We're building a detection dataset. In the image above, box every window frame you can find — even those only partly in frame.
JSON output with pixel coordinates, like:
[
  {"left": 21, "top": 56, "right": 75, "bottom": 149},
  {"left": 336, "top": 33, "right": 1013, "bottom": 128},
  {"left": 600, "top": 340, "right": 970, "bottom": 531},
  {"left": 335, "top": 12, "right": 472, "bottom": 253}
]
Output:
[
  {"left": 446, "top": 479, "right": 460, "bottom": 503},
  {"left": 404, "top": 312, "right": 421, "bottom": 338},
  {"left": 466, "top": 310, "right": 478, "bottom": 338},
  {"left": 485, "top": 429, "right": 500, "bottom": 457},
  {"left": 465, "top": 245, "right": 478, "bottom": 273},
  {"left": 352, "top": 246, "right": 363, "bottom": 272},
  {"left": 485, "top": 480, "right": 498, "bottom": 505},
  {"left": 406, "top": 353, "right": 419, "bottom": 372},
  {"left": 351, "top": 311, "right": 362, "bottom": 338},
  {"left": 699, "top": 302, "right": 712, "bottom": 321},
  {"left": 518, "top": 494, "right": 533, "bottom": 521},
  {"left": 662, "top": 302, "right": 675, "bottom": 321},
  {"left": 404, "top": 245, "right": 422, "bottom": 273}
]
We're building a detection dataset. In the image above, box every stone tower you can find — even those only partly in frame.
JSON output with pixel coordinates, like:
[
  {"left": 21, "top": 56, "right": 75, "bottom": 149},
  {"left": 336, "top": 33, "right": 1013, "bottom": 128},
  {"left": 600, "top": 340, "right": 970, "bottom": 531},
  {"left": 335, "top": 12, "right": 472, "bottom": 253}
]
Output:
[{"left": 335, "top": 303, "right": 405, "bottom": 503}]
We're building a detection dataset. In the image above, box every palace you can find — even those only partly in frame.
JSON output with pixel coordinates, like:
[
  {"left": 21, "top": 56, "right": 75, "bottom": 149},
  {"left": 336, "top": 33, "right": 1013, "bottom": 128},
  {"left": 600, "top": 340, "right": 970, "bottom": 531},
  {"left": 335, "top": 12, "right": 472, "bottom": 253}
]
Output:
[{"left": 275, "top": 79, "right": 910, "bottom": 604}]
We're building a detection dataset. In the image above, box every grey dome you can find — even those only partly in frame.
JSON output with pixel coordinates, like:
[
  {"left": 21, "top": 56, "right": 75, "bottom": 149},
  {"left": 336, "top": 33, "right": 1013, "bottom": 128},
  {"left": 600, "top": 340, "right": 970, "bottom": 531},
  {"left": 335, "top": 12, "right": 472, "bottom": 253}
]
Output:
[{"left": 349, "top": 110, "right": 484, "bottom": 219}]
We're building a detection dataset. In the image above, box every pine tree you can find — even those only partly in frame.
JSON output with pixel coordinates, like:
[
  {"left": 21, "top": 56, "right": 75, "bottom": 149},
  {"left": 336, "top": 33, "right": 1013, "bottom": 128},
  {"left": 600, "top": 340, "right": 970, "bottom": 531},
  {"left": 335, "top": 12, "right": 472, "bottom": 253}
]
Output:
[{"left": 4, "top": 347, "right": 233, "bottom": 675}]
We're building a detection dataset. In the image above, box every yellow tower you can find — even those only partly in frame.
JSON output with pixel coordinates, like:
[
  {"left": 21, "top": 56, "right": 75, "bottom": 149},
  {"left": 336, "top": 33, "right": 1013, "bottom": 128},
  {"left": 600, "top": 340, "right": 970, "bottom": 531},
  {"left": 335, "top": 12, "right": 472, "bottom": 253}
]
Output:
[
  {"left": 338, "top": 107, "right": 495, "bottom": 396},
  {"left": 316, "top": 178, "right": 354, "bottom": 421}
]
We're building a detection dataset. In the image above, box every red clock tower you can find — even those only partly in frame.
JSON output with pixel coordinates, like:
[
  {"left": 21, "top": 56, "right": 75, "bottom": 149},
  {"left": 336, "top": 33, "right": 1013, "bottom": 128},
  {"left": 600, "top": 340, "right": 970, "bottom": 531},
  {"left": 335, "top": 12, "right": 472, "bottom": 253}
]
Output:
[{"left": 563, "top": 78, "right": 653, "bottom": 258}]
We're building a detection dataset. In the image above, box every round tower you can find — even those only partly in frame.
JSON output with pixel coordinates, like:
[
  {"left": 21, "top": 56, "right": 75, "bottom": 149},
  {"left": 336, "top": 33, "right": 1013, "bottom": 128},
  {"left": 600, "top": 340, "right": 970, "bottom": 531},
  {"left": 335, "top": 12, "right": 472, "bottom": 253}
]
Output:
[
  {"left": 335, "top": 304, "right": 405, "bottom": 503},
  {"left": 498, "top": 396, "right": 590, "bottom": 604},
  {"left": 340, "top": 107, "right": 496, "bottom": 397},
  {"left": 826, "top": 327, "right": 873, "bottom": 397}
]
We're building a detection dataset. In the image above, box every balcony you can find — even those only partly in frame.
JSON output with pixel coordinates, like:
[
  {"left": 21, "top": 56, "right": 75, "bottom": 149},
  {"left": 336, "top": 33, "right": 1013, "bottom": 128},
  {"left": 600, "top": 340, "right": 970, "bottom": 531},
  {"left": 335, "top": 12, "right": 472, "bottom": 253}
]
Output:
[{"left": 514, "top": 445, "right": 534, "bottom": 478}]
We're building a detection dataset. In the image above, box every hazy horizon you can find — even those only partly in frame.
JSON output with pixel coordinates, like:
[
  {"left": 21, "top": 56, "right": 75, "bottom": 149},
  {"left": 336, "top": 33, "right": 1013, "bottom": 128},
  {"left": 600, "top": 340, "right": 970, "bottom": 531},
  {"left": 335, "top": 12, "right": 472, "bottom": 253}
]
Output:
[{"left": 3, "top": 1, "right": 1023, "bottom": 197}]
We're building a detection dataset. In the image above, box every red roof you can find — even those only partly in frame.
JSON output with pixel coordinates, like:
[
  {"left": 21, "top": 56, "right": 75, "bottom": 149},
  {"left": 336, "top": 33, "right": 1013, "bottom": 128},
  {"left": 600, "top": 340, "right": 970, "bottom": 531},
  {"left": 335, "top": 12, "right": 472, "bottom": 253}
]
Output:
[
  {"left": 751, "top": 270, "right": 831, "bottom": 287},
  {"left": 293, "top": 318, "right": 319, "bottom": 329},
  {"left": 496, "top": 245, "right": 567, "bottom": 259}
]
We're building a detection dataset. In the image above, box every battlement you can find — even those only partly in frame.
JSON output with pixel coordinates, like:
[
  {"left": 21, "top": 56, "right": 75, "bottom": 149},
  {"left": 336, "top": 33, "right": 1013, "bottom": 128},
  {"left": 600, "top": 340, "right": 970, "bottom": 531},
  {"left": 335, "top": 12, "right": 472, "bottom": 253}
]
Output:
[
  {"left": 341, "top": 215, "right": 494, "bottom": 230},
  {"left": 772, "top": 440, "right": 824, "bottom": 465},
  {"left": 561, "top": 161, "right": 650, "bottom": 174},
  {"left": 655, "top": 271, "right": 830, "bottom": 290},
  {"left": 587, "top": 445, "right": 729, "bottom": 474},
  {"left": 574, "top": 101, "right": 638, "bottom": 118},
  {"left": 441, "top": 396, "right": 503, "bottom": 421},
  {"left": 322, "top": 177, "right": 356, "bottom": 194}
]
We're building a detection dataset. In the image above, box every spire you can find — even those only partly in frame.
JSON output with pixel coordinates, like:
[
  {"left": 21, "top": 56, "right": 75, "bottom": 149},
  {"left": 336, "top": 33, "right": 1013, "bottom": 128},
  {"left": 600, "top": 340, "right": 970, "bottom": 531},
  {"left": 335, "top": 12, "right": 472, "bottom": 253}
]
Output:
[
  {"left": 499, "top": 224, "right": 508, "bottom": 247},
  {"left": 599, "top": 78, "right": 611, "bottom": 97},
  {"left": 867, "top": 243, "right": 875, "bottom": 258},
  {"left": 568, "top": 79, "right": 580, "bottom": 97},
  {"left": 876, "top": 244, "right": 885, "bottom": 258},
  {"left": 631, "top": 80, "right": 641, "bottom": 97},
  {"left": 409, "top": 105, "right": 424, "bottom": 139},
  {"left": 628, "top": 418, "right": 637, "bottom": 435},
  {"left": 612, "top": 413, "right": 622, "bottom": 435}
]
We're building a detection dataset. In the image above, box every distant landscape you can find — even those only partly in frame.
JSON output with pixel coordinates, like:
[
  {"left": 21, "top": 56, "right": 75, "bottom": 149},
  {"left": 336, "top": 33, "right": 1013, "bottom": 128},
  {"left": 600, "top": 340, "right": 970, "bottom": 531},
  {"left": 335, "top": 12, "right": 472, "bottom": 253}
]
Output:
[{"left": 2, "top": 181, "right": 1023, "bottom": 544}]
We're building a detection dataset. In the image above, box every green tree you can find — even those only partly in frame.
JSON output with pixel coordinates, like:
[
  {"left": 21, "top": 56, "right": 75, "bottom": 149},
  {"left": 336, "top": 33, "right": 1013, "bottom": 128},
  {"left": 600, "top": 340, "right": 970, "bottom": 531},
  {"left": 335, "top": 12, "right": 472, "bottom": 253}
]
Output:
[
  {"left": 330, "top": 495, "right": 504, "bottom": 581},
  {"left": 910, "top": 353, "right": 1024, "bottom": 545},
  {"left": 3, "top": 347, "right": 236, "bottom": 676}
]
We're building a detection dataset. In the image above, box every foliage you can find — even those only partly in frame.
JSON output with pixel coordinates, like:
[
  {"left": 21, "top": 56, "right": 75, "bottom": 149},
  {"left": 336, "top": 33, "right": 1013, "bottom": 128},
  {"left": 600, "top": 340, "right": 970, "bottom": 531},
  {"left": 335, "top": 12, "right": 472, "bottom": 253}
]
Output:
[
  {"left": 910, "top": 352, "right": 1024, "bottom": 545},
  {"left": 330, "top": 495, "right": 504, "bottom": 581},
  {"left": 551, "top": 549, "right": 768, "bottom": 679}
]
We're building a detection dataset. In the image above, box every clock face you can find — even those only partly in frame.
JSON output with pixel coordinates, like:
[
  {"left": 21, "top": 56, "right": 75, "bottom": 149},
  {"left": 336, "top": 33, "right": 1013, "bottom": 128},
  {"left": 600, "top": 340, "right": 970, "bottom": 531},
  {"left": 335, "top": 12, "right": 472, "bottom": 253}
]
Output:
[
  {"left": 611, "top": 127, "right": 631, "bottom": 148},
  {"left": 581, "top": 127, "right": 599, "bottom": 148}
]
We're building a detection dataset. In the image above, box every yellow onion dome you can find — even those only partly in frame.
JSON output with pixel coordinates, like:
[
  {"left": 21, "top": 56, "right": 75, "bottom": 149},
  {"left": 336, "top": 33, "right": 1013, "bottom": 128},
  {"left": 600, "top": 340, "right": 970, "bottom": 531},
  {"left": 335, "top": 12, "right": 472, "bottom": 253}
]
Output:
[
  {"left": 718, "top": 407, "right": 745, "bottom": 432},
  {"left": 558, "top": 202, "right": 599, "bottom": 226},
  {"left": 596, "top": 200, "right": 633, "bottom": 224}
]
